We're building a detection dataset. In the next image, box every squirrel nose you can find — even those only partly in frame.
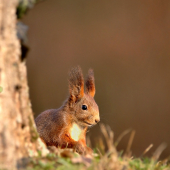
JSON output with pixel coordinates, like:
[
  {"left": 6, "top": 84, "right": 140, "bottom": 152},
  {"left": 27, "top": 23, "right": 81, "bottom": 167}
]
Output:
[{"left": 95, "top": 119, "right": 100, "bottom": 124}]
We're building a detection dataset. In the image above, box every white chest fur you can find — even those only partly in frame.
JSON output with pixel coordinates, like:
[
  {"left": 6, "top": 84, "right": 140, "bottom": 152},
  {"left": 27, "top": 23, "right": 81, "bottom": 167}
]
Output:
[{"left": 70, "top": 123, "right": 81, "bottom": 141}]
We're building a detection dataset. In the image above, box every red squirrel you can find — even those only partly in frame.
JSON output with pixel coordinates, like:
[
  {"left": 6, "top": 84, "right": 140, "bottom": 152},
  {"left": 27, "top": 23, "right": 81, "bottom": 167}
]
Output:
[{"left": 35, "top": 66, "right": 100, "bottom": 155}]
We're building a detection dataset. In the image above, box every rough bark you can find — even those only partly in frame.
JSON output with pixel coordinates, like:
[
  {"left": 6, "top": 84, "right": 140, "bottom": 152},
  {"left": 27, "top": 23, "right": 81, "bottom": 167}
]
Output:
[{"left": 0, "top": 0, "right": 47, "bottom": 169}]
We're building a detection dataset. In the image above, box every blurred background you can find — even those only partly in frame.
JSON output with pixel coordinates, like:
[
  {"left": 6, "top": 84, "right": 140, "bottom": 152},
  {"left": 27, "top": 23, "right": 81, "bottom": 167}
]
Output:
[{"left": 22, "top": 0, "right": 170, "bottom": 157}]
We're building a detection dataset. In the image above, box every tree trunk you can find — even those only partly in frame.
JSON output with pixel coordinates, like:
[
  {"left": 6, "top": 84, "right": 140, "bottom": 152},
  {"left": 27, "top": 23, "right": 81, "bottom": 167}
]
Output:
[{"left": 0, "top": 1, "right": 45, "bottom": 169}]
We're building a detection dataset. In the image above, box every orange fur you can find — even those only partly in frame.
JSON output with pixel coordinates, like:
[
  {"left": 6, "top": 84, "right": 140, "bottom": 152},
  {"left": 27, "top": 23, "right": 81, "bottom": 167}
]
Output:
[{"left": 85, "top": 69, "right": 95, "bottom": 97}]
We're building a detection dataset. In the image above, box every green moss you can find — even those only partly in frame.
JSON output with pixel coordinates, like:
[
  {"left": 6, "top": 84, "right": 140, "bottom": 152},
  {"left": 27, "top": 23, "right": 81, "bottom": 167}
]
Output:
[
  {"left": 29, "top": 116, "right": 39, "bottom": 142},
  {"left": 17, "top": 0, "right": 38, "bottom": 19},
  {"left": 0, "top": 86, "right": 3, "bottom": 93},
  {"left": 129, "top": 157, "right": 170, "bottom": 170}
]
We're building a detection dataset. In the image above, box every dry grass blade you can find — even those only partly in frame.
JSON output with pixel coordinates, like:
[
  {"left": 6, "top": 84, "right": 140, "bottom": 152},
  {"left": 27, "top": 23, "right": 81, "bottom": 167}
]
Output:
[
  {"left": 99, "top": 123, "right": 117, "bottom": 154},
  {"left": 152, "top": 142, "right": 167, "bottom": 161},
  {"left": 106, "top": 125, "right": 114, "bottom": 145},
  {"left": 86, "top": 136, "right": 92, "bottom": 148},
  {"left": 99, "top": 124, "right": 113, "bottom": 151},
  {"left": 114, "top": 128, "right": 132, "bottom": 147},
  {"left": 142, "top": 144, "right": 153, "bottom": 156},
  {"left": 162, "top": 156, "right": 170, "bottom": 165},
  {"left": 96, "top": 148, "right": 103, "bottom": 157},
  {"left": 124, "top": 130, "right": 136, "bottom": 157},
  {"left": 96, "top": 137, "right": 105, "bottom": 155}
]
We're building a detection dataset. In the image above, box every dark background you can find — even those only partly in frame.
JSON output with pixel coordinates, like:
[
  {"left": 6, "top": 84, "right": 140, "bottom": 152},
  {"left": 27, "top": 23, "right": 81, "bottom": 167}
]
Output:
[{"left": 22, "top": 0, "right": 170, "bottom": 157}]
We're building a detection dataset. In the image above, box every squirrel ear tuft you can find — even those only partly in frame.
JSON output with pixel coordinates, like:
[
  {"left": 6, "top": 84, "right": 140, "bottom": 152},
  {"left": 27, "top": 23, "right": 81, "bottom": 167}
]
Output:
[
  {"left": 68, "top": 66, "right": 84, "bottom": 103},
  {"left": 85, "top": 69, "right": 95, "bottom": 97}
]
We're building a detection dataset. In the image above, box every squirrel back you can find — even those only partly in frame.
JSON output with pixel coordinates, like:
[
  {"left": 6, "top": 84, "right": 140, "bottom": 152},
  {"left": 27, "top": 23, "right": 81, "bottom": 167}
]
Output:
[{"left": 35, "top": 66, "right": 100, "bottom": 155}]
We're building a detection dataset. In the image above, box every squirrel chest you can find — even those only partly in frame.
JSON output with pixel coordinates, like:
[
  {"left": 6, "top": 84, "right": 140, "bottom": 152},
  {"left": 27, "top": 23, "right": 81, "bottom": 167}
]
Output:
[{"left": 69, "top": 123, "right": 82, "bottom": 141}]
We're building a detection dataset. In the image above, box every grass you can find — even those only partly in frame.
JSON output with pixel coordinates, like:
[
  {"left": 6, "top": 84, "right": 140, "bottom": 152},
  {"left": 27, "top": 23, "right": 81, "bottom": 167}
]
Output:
[{"left": 27, "top": 124, "right": 170, "bottom": 170}]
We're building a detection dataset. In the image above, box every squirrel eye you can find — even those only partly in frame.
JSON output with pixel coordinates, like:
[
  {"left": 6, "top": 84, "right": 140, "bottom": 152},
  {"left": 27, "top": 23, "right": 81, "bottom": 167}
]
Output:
[{"left": 82, "top": 105, "right": 87, "bottom": 110}]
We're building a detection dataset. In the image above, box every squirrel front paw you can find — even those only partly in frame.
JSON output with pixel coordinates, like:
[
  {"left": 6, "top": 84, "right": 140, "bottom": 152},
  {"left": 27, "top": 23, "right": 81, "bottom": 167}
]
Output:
[{"left": 73, "top": 143, "right": 93, "bottom": 155}]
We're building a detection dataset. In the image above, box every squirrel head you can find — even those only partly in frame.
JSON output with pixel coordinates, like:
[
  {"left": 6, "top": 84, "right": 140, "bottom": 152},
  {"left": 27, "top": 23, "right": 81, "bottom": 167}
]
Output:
[{"left": 68, "top": 66, "right": 100, "bottom": 127}]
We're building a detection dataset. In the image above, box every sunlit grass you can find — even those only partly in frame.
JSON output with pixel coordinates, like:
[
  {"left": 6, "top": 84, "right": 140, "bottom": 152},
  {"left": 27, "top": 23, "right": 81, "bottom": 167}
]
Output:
[{"left": 27, "top": 124, "right": 170, "bottom": 170}]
